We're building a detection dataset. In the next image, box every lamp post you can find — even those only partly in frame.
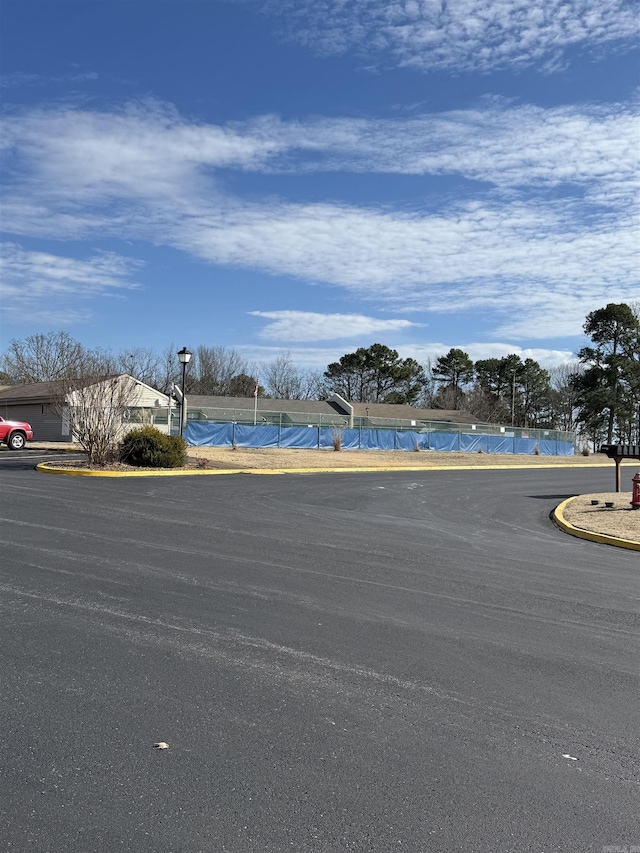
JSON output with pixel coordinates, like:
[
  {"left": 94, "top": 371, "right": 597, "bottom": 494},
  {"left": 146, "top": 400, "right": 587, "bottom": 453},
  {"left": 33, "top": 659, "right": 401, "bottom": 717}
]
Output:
[{"left": 177, "top": 347, "right": 192, "bottom": 438}]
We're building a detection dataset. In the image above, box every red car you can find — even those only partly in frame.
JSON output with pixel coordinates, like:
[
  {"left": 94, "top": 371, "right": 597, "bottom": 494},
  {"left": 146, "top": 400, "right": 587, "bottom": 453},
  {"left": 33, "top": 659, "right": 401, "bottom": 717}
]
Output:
[{"left": 0, "top": 416, "right": 34, "bottom": 449}]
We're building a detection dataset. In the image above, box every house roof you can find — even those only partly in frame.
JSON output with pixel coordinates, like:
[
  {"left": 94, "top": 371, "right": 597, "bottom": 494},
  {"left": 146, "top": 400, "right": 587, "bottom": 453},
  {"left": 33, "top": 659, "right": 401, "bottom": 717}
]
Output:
[
  {"left": 0, "top": 375, "right": 169, "bottom": 405},
  {"left": 348, "top": 402, "right": 480, "bottom": 424},
  {"left": 0, "top": 379, "right": 69, "bottom": 403},
  {"left": 186, "top": 395, "right": 484, "bottom": 424},
  {"left": 186, "top": 395, "right": 343, "bottom": 415}
]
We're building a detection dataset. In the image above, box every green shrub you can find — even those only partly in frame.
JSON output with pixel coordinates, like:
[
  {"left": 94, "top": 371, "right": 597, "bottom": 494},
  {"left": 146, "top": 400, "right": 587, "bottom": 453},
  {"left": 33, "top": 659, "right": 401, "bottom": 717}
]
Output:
[{"left": 119, "top": 426, "right": 187, "bottom": 468}]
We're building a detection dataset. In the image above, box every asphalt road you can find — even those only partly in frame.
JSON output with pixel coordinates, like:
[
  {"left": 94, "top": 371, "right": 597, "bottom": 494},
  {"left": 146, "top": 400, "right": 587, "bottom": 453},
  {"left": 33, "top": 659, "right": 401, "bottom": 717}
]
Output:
[{"left": 1, "top": 454, "right": 638, "bottom": 852}]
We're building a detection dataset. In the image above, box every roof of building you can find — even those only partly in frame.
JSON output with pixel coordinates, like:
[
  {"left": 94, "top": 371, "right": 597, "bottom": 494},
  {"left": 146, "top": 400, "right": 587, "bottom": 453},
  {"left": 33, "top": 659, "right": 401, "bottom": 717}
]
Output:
[
  {"left": 187, "top": 395, "right": 342, "bottom": 414},
  {"left": 347, "top": 402, "right": 479, "bottom": 424},
  {"left": 187, "top": 395, "right": 483, "bottom": 424},
  {"left": 0, "top": 375, "right": 169, "bottom": 404},
  {"left": 0, "top": 379, "right": 69, "bottom": 403}
]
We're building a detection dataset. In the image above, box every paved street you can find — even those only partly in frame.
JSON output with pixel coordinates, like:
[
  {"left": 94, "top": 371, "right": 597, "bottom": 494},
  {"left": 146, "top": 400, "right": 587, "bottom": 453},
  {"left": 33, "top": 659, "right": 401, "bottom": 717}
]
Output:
[{"left": 1, "top": 456, "right": 638, "bottom": 852}]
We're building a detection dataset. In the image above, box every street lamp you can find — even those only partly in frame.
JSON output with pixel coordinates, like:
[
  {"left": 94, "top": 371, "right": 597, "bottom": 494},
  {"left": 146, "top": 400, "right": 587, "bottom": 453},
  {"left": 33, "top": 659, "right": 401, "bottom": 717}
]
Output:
[{"left": 177, "top": 347, "right": 192, "bottom": 437}]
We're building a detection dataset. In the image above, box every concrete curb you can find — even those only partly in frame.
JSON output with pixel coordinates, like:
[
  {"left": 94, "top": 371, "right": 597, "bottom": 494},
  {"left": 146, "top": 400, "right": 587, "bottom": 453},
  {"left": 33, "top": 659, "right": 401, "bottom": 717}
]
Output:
[
  {"left": 36, "top": 463, "right": 246, "bottom": 477},
  {"left": 37, "top": 460, "right": 623, "bottom": 478},
  {"left": 552, "top": 497, "right": 640, "bottom": 552}
]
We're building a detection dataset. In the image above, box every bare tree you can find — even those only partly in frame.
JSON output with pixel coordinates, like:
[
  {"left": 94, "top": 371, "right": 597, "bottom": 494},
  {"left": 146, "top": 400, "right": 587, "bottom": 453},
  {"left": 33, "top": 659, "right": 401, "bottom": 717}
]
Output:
[
  {"left": 548, "top": 362, "right": 582, "bottom": 433},
  {"left": 47, "top": 348, "right": 137, "bottom": 465},
  {"left": 153, "top": 345, "right": 182, "bottom": 395},
  {"left": 3, "top": 331, "right": 87, "bottom": 383},
  {"left": 190, "top": 346, "right": 248, "bottom": 395},
  {"left": 115, "top": 346, "right": 166, "bottom": 389},
  {"left": 262, "top": 352, "right": 321, "bottom": 399},
  {"left": 416, "top": 358, "right": 437, "bottom": 409}
]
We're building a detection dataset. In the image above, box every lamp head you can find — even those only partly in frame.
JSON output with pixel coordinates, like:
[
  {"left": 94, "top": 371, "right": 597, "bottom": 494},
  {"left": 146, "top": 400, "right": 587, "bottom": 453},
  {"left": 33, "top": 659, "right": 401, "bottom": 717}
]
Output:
[{"left": 177, "top": 347, "right": 192, "bottom": 365}]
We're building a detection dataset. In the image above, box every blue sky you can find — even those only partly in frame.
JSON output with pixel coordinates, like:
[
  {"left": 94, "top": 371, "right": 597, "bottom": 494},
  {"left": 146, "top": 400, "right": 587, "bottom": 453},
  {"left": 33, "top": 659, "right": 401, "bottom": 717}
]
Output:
[{"left": 1, "top": 0, "right": 638, "bottom": 372}]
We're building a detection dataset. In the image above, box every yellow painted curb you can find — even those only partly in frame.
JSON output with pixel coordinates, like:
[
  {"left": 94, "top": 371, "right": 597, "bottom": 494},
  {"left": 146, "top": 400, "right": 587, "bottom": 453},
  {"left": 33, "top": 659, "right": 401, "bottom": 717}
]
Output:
[
  {"left": 553, "top": 497, "right": 640, "bottom": 552},
  {"left": 37, "top": 460, "right": 621, "bottom": 478},
  {"left": 36, "top": 463, "right": 246, "bottom": 477}
]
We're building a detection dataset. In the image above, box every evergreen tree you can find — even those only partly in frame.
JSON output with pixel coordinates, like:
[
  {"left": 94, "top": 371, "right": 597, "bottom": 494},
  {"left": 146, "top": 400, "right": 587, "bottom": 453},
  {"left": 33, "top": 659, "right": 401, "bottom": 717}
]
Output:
[
  {"left": 323, "top": 344, "right": 425, "bottom": 404},
  {"left": 432, "top": 348, "right": 474, "bottom": 409},
  {"left": 573, "top": 303, "right": 640, "bottom": 443}
]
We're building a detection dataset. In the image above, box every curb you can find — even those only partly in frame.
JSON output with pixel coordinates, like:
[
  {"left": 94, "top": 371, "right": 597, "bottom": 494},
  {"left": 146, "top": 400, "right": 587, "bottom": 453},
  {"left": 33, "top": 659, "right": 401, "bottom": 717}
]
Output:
[
  {"left": 35, "top": 463, "right": 246, "bottom": 477},
  {"left": 37, "top": 460, "right": 626, "bottom": 478},
  {"left": 552, "top": 497, "right": 640, "bottom": 552}
]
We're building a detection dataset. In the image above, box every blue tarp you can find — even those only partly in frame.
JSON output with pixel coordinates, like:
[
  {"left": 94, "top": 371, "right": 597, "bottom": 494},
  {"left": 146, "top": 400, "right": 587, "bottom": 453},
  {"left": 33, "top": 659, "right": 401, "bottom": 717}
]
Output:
[
  {"left": 395, "top": 431, "right": 427, "bottom": 451},
  {"left": 278, "top": 425, "right": 316, "bottom": 448},
  {"left": 184, "top": 422, "right": 574, "bottom": 456},
  {"left": 429, "top": 432, "right": 460, "bottom": 452},
  {"left": 234, "top": 424, "right": 280, "bottom": 447},
  {"left": 187, "top": 421, "right": 233, "bottom": 447},
  {"left": 486, "top": 435, "right": 515, "bottom": 453}
]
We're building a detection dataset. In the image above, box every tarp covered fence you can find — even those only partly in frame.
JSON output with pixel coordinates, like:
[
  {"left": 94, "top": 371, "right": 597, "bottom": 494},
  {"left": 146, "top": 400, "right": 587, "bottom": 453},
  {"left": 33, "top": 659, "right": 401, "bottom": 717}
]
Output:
[{"left": 185, "top": 422, "right": 574, "bottom": 456}]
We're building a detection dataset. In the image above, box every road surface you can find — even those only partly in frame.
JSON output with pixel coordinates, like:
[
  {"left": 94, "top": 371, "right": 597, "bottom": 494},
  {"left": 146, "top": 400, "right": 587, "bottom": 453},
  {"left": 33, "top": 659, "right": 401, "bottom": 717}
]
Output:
[{"left": 1, "top": 454, "right": 638, "bottom": 851}]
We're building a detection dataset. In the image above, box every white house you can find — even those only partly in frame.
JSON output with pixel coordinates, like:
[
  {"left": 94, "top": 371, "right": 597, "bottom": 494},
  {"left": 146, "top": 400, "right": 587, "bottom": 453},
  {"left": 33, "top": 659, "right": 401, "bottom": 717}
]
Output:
[{"left": 0, "top": 375, "right": 172, "bottom": 442}]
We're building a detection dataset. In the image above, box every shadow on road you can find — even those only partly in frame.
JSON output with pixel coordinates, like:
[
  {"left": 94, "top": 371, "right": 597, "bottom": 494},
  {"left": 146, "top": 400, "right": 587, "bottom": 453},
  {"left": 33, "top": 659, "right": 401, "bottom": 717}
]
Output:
[{"left": 527, "top": 493, "right": 575, "bottom": 500}]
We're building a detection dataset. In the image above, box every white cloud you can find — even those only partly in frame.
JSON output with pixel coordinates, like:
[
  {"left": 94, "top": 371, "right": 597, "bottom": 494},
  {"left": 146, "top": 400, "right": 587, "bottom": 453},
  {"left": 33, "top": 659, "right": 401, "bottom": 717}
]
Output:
[
  {"left": 245, "top": 103, "right": 638, "bottom": 202},
  {"left": 237, "top": 341, "right": 575, "bottom": 370},
  {"left": 177, "top": 198, "right": 639, "bottom": 313},
  {"left": 261, "top": 0, "right": 638, "bottom": 72},
  {"left": 4, "top": 100, "right": 636, "bottom": 201},
  {"left": 250, "top": 310, "right": 419, "bottom": 341},
  {"left": 1, "top": 100, "right": 637, "bottom": 342},
  {"left": 1, "top": 101, "right": 284, "bottom": 206},
  {"left": 0, "top": 71, "right": 98, "bottom": 88},
  {"left": 399, "top": 342, "right": 576, "bottom": 369},
  {"left": 0, "top": 243, "right": 140, "bottom": 324}
]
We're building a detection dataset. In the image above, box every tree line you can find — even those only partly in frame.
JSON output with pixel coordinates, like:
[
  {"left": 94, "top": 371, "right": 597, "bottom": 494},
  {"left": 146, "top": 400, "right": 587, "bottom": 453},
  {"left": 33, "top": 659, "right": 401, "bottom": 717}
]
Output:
[{"left": 1, "top": 302, "right": 638, "bottom": 443}]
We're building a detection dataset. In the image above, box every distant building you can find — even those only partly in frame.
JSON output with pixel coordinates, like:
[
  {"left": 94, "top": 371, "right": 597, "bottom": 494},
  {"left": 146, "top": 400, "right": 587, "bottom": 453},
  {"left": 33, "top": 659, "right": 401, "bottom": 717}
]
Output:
[{"left": 0, "top": 376, "right": 171, "bottom": 442}]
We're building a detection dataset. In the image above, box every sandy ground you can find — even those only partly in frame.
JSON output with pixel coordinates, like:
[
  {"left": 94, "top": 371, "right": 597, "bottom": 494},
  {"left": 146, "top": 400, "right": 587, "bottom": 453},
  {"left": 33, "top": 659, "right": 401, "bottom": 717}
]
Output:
[
  {"left": 184, "top": 445, "right": 618, "bottom": 470},
  {"left": 560, "top": 492, "right": 639, "bottom": 541},
  {"left": 27, "top": 443, "right": 640, "bottom": 544}
]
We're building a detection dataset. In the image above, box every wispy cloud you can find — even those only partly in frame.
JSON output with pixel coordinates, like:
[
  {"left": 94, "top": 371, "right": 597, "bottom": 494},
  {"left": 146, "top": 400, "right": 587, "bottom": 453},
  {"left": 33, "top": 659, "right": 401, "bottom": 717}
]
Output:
[
  {"left": 244, "top": 103, "right": 638, "bottom": 205},
  {"left": 0, "top": 71, "right": 98, "bottom": 88},
  {"left": 4, "top": 99, "right": 636, "bottom": 199},
  {"left": 1, "top": 99, "right": 637, "bottom": 341},
  {"left": 238, "top": 342, "right": 575, "bottom": 370},
  {"left": 261, "top": 0, "right": 638, "bottom": 72},
  {"left": 0, "top": 101, "right": 284, "bottom": 213},
  {"left": 250, "top": 310, "right": 419, "bottom": 341},
  {"left": 0, "top": 243, "right": 140, "bottom": 324}
]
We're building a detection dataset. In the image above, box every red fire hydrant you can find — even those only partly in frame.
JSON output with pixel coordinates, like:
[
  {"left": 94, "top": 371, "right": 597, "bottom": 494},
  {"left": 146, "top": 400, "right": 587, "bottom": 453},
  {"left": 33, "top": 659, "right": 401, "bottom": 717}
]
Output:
[{"left": 632, "top": 471, "right": 640, "bottom": 510}]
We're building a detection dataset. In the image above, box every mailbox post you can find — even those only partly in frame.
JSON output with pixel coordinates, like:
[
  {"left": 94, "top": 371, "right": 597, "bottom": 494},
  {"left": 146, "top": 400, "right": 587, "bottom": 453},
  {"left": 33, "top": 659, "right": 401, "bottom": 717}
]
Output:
[{"left": 600, "top": 444, "right": 640, "bottom": 493}]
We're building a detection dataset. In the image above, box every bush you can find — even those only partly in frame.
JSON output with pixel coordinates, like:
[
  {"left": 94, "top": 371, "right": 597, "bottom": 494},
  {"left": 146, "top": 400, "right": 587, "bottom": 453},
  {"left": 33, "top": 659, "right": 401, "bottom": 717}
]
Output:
[{"left": 119, "top": 426, "right": 187, "bottom": 468}]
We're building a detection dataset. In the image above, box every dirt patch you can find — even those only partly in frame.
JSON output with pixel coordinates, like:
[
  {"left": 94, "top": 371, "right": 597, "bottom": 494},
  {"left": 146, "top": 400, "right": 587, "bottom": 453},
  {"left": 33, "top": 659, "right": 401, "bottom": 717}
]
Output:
[
  {"left": 184, "top": 445, "right": 618, "bottom": 470},
  {"left": 561, "top": 492, "right": 640, "bottom": 542}
]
